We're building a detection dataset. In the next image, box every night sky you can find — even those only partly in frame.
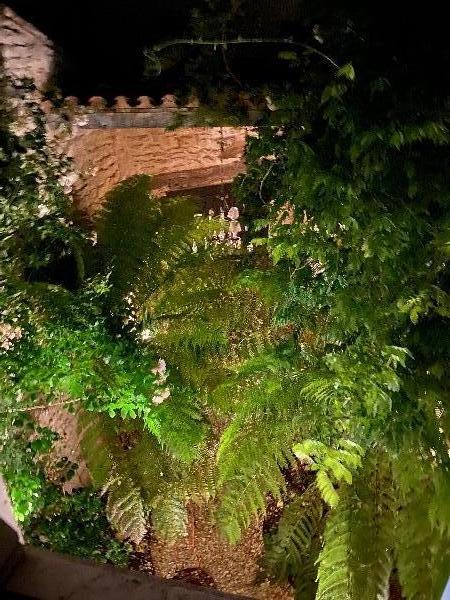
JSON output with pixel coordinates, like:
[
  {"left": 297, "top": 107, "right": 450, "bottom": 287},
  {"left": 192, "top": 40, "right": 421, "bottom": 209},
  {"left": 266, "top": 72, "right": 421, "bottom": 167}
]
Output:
[
  {"left": 6, "top": 1, "right": 450, "bottom": 103},
  {"left": 6, "top": 0, "right": 195, "bottom": 100}
]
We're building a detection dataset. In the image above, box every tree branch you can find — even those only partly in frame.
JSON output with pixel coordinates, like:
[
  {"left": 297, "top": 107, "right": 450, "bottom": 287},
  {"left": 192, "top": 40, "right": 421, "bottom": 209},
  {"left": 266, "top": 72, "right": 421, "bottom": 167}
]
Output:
[
  {"left": 149, "top": 38, "right": 339, "bottom": 69},
  {"left": 1, "top": 397, "right": 81, "bottom": 415}
]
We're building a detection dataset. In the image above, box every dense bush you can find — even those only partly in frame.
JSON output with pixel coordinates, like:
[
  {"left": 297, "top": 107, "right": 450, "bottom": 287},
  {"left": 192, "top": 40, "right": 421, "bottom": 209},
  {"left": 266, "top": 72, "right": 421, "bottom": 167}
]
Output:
[{"left": 26, "top": 486, "right": 131, "bottom": 566}]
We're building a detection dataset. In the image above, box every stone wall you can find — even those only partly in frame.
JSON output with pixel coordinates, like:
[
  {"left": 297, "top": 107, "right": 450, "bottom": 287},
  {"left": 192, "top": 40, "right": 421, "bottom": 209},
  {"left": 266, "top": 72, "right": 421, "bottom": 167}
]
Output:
[
  {"left": 1, "top": 5, "right": 248, "bottom": 215},
  {"left": 68, "top": 121, "right": 248, "bottom": 215},
  {"left": 0, "top": 5, "right": 54, "bottom": 90},
  {"left": 39, "top": 94, "right": 250, "bottom": 215}
]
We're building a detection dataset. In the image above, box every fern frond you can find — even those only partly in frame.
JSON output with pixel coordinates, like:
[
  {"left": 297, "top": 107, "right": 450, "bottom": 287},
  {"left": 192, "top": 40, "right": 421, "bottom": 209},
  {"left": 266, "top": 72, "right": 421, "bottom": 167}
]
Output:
[
  {"left": 78, "top": 411, "right": 148, "bottom": 543},
  {"left": 293, "top": 439, "right": 363, "bottom": 507},
  {"left": 79, "top": 411, "right": 187, "bottom": 544},
  {"left": 96, "top": 175, "right": 228, "bottom": 306},
  {"left": 213, "top": 351, "right": 334, "bottom": 542},
  {"left": 316, "top": 494, "right": 351, "bottom": 600},
  {"left": 348, "top": 450, "right": 394, "bottom": 600},
  {"left": 151, "top": 491, "right": 189, "bottom": 541},
  {"left": 395, "top": 490, "right": 450, "bottom": 600},
  {"left": 316, "top": 450, "right": 395, "bottom": 600},
  {"left": 316, "top": 471, "right": 339, "bottom": 508},
  {"left": 393, "top": 443, "right": 450, "bottom": 600},
  {"left": 216, "top": 415, "right": 295, "bottom": 542},
  {"left": 263, "top": 484, "right": 325, "bottom": 598},
  {"left": 144, "top": 386, "right": 208, "bottom": 464}
]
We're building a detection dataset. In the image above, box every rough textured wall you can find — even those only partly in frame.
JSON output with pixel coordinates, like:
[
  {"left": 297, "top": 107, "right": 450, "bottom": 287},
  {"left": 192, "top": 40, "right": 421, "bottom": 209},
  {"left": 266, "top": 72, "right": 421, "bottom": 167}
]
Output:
[
  {"left": 0, "top": 5, "right": 54, "bottom": 89},
  {"left": 0, "top": 6, "right": 248, "bottom": 219},
  {"left": 69, "top": 125, "right": 248, "bottom": 215}
]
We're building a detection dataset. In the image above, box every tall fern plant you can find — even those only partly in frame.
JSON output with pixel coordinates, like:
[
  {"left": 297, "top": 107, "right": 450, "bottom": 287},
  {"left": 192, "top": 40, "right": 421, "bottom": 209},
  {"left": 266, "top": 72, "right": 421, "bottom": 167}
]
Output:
[{"left": 80, "top": 175, "right": 280, "bottom": 542}]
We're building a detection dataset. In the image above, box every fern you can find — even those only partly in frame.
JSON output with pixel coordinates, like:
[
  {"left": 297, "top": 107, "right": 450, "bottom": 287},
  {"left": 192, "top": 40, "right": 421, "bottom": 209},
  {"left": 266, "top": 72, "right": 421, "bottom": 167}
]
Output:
[
  {"left": 151, "top": 491, "right": 189, "bottom": 540},
  {"left": 348, "top": 451, "right": 394, "bottom": 600},
  {"left": 316, "top": 451, "right": 396, "bottom": 600},
  {"left": 393, "top": 442, "right": 450, "bottom": 600},
  {"left": 96, "top": 175, "right": 278, "bottom": 388},
  {"left": 78, "top": 411, "right": 148, "bottom": 543},
  {"left": 316, "top": 492, "right": 352, "bottom": 600},
  {"left": 293, "top": 439, "right": 363, "bottom": 508},
  {"left": 395, "top": 491, "right": 450, "bottom": 600},
  {"left": 96, "top": 175, "right": 231, "bottom": 309},
  {"left": 214, "top": 356, "right": 318, "bottom": 542},
  {"left": 216, "top": 419, "right": 296, "bottom": 542},
  {"left": 263, "top": 484, "right": 325, "bottom": 599},
  {"left": 143, "top": 386, "right": 208, "bottom": 463},
  {"left": 78, "top": 411, "right": 179, "bottom": 543}
]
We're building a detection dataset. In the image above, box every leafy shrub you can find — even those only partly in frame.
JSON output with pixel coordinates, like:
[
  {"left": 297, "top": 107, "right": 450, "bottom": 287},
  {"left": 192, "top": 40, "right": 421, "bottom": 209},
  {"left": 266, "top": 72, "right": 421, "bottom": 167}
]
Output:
[{"left": 25, "top": 486, "right": 131, "bottom": 566}]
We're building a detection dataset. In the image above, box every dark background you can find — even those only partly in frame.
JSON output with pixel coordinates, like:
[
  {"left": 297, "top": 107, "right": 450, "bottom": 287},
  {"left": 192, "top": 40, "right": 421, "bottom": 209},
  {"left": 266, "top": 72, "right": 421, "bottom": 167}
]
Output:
[
  {"left": 6, "top": 1, "right": 450, "bottom": 103},
  {"left": 6, "top": 0, "right": 194, "bottom": 100}
]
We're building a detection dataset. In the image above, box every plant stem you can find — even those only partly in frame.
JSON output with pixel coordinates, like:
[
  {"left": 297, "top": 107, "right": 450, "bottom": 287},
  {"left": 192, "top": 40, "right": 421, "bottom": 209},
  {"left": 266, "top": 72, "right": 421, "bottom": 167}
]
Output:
[{"left": 151, "top": 38, "right": 339, "bottom": 69}]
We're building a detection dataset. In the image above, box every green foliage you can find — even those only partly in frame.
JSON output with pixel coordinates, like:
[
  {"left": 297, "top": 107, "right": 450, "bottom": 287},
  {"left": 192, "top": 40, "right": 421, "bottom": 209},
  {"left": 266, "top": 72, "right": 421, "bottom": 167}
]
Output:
[
  {"left": 263, "top": 484, "right": 325, "bottom": 599},
  {"left": 95, "top": 176, "right": 274, "bottom": 382},
  {"left": 79, "top": 409, "right": 215, "bottom": 542},
  {"left": 214, "top": 351, "right": 307, "bottom": 542},
  {"left": 3, "top": 4, "right": 450, "bottom": 594},
  {"left": 26, "top": 486, "right": 131, "bottom": 566},
  {"left": 192, "top": 4, "right": 450, "bottom": 597},
  {"left": 316, "top": 452, "right": 394, "bottom": 600},
  {"left": 393, "top": 442, "right": 450, "bottom": 600},
  {"left": 293, "top": 440, "right": 363, "bottom": 507},
  {"left": 91, "top": 174, "right": 287, "bottom": 541},
  {"left": 1, "top": 416, "right": 57, "bottom": 523},
  {"left": 80, "top": 411, "right": 159, "bottom": 543},
  {"left": 316, "top": 493, "right": 351, "bottom": 600}
]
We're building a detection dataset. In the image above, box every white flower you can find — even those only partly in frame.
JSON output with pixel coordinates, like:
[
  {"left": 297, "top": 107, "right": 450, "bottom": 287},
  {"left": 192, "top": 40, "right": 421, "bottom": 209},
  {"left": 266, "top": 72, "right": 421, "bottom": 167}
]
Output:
[
  {"left": 141, "top": 328, "right": 152, "bottom": 342},
  {"left": 90, "top": 231, "right": 98, "bottom": 246},
  {"left": 218, "top": 230, "right": 226, "bottom": 241},
  {"left": 227, "top": 206, "right": 239, "bottom": 221},
  {"left": 151, "top": 358, "right": 168, "bottom": 384},
  {"left": 36, "top": 204, "right": 51, "bottom": 219},
  {"left": 59, "top": 172, "right": 78, "bottom": 194},
  {"left": 151, "top": 358, "right": 167, "bottom": 377},
  {"left": 192, "top": 241, "right": 198, "bottom": 253},
  {"left": 228, "top": 220, "right": 242, "bottom": 238},
  {"left": 247, "top": 243, "right": 254, "bottom": 252},
  {"left": 0, "top": 323, "right": 23, "bottom": 351},
  {"left": 152, "top": 387, "right": 170, "bottom": 405}
]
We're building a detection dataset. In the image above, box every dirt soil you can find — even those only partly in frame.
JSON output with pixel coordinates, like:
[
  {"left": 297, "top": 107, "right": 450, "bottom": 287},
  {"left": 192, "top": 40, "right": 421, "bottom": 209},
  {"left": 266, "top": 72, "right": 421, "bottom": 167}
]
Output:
[{"left": 150, "top": 503, "right": 293, "bottom": 600}]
